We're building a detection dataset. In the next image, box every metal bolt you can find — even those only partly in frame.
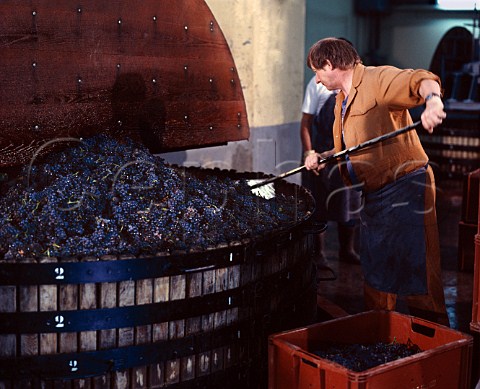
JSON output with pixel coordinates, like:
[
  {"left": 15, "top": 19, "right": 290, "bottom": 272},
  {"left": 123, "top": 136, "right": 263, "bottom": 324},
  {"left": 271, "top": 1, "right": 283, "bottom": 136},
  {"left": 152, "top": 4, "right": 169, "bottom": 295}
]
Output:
[
  {"left": 32, "top": 62, "right": 37, "bottom": 68},
  {"left": 184, "top": 25, "right": 188, "bottom": 30},
  {"left": 152, "top": 15, "right": 157, "bottom": 21},
  {"left": 32, "top": 11, "right": 37, "bottom": 16},
  {"left": 118, "top": 18, "right": 122, "bottom": 24},
  {"left": 77, "top": 7, "right": 82, "bottom": 13}
]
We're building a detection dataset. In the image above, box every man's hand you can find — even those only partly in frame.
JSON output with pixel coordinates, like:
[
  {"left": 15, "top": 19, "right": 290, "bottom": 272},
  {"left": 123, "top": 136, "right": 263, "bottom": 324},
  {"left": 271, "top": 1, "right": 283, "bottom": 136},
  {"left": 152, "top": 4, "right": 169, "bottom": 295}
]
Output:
[
  {"left": 304, "top": 152, "right": 320, "bottom": 175},
  {"left": 305, "top": 148, "right": 334, "bottom": 173},
  {"left": 421, "top": 94, "right": 446, "bottom": 133}
]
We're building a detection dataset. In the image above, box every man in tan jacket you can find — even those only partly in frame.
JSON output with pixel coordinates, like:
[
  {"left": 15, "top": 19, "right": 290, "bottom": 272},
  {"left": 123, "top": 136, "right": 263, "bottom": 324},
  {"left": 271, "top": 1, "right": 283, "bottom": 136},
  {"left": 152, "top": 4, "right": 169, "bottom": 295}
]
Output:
[{"left": 304, "top": 37, "right": 449, "bottom": 326}]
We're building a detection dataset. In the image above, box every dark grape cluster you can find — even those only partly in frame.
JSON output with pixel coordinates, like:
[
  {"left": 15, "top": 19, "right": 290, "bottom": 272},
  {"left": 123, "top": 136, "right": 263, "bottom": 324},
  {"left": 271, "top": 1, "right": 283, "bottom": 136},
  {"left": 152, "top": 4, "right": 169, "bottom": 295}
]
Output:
[
  {"left": 313, "top": 340, "right": 422, "bottom": 372},
  {"left": 0, "top": 135, "right": 310, "bottom": 260}
]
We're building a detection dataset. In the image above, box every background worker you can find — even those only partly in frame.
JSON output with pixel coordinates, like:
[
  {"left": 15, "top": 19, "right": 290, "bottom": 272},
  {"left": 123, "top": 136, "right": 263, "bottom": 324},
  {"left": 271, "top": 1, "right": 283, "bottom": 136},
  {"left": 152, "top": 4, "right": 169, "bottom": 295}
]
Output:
[
  {"left": 300, "top": 75, "right": 362, "bottom": 273},
  {"left": 304, "top": 37, "right": 449, "bottom": 326}
]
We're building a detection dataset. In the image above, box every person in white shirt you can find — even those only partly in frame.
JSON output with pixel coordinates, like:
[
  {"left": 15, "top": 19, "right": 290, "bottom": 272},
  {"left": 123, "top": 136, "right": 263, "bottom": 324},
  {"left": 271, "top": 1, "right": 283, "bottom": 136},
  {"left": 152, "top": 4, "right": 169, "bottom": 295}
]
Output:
[{"left": 300, "top": 75, "right": 361, "bottom": 276}]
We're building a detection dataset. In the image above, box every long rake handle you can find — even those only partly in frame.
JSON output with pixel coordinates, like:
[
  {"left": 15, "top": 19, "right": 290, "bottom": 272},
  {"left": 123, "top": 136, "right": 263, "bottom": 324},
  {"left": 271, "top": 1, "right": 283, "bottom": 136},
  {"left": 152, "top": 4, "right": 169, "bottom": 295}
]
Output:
[{"left": 248, "top": 120, "right": 422, "bottom": 189}]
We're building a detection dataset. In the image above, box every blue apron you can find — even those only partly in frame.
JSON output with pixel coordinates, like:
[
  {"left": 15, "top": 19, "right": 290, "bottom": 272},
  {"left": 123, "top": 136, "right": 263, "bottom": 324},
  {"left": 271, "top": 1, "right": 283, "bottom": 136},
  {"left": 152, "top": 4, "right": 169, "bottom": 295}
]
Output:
[{"left": 360, "top": 167, "right": 428, "bottom": 295}]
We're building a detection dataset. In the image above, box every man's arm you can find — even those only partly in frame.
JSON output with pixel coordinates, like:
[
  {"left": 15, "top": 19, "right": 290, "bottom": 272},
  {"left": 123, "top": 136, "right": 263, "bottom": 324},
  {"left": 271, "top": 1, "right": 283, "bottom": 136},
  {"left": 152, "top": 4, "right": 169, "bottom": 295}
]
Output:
[{"left": 300, "top": 112, "right": 314, "bottom": 154}]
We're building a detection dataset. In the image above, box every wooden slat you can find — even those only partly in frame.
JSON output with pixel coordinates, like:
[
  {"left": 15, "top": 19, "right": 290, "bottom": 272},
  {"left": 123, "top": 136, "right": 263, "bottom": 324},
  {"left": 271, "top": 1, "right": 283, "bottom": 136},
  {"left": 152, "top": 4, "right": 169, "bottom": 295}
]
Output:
[
  {"left": 214, "top": 266, "right": 228, "bottom": 341},
  {"left": 39, "top": 256, "right": 57, "bottom": 356},
  {"left": 0, "top": 261, "right": 16, "bottom": 358},
  {"left": 180, "top": 354, "right": 195, "bottom": 382},
  {"left": 19, "top": 258, "right": 39, "bottom": 358},
  {"left": 75, "top": 255, "right": 98, "bottom": 389},
  {"left": 92, "top": 375, "right": 110, "bottom": 389},
  {"left": 151, "top": 273, "right": 170, "bottom": 387},
  {"left": 59, "top": 258, "right": 78, "bottom": 354},
  {"left": 165, "top": 274, "right": 185, "bottom": 385},
  {"left": 52, "top": 379, "right": 73, "bottom": 389},
  {"left": 73, "top": 377, "right": 92, "bottom": 389},
  {"left": 135, "top": 278, "right": 153, "bottom": 344},
  {"left": 197, "top": 351, "right": 211, "bottom": 378},
  {"left": 0, "top": 50, "right": 243, "bottom": 103},
  {"left": 79, "top": 256, "right": 97, "bottom": 353},
  {"left": 211, "top": 347, "right": 224, "bottom": 374},
  {"left": 0, "top": 1, "right": 234, "bottom": 56},
  {"left": 99, "top": 281, "right": 117, "bottom": 349},
  {"left": 133, "top": 256, "right": 153, "bottom": 389},
  {"left": 165, "top": 358, "right": 180, "bottom": 386},
  {"left": 180, "top": 270, "right": 203, "bottom": 382},
  {"left": 214, "top": 265, "right": 228, "bottom": 373},
  {"left": 198, "top": 269, "right": 215, "bottom": 378},
  {"left": 96, "top": 258, "right": 117, "bottom": 388},
  {"left": 186, "top": 271, "right": 203, "bottom": 336},
  {"left": 118, "top": 255, "right": 135, "bottom": 348},
  {"left": 113, "top": 371, "right": 128, "bottom": 389}
]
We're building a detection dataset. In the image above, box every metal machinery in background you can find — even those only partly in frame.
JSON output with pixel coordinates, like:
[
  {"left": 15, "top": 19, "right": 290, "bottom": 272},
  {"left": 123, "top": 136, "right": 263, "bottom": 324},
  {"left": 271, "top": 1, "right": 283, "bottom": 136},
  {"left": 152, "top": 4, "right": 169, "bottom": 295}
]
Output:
[
  {"left": 0, "top": 2, "right": 317, "bottom": 388},
  {"left": 425, "top": 15, "right": 480, "bottom": 182}
]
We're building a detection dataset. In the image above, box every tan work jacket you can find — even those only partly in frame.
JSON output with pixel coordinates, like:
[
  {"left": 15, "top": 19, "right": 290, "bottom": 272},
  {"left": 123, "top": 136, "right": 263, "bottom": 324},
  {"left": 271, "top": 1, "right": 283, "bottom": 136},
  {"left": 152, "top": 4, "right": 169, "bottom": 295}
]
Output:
[{"left": 333, "top": 64, "right": 441, "bottom": 193}]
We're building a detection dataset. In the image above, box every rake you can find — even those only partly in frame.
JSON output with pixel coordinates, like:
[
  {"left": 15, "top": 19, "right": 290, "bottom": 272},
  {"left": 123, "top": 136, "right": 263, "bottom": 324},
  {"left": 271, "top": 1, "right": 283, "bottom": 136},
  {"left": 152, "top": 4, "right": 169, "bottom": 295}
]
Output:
[{"left": 248, "top": 120, "right": 423, "bottom": 199}]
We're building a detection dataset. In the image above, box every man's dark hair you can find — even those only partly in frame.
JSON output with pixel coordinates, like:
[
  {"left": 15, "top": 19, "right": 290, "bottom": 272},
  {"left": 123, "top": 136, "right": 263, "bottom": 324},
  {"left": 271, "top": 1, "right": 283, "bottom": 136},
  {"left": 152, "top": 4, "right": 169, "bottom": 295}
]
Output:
[{"left": 307, "top": 37, "right": 362, "bottom": 71}]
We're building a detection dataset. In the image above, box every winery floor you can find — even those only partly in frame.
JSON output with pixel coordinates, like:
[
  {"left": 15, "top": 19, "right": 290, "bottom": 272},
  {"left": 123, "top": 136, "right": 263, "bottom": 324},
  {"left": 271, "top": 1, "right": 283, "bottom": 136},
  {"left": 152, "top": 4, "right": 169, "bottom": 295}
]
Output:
[{"left": 315, "top": 179, "right": 480, "bottom": 386}]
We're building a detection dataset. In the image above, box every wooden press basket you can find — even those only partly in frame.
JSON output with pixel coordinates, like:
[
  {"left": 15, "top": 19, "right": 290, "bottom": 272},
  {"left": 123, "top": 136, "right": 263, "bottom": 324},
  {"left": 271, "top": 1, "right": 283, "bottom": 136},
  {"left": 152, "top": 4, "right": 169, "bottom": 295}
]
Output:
[{"left": 0, "top": 1, "right": 317, "bottom": 388}]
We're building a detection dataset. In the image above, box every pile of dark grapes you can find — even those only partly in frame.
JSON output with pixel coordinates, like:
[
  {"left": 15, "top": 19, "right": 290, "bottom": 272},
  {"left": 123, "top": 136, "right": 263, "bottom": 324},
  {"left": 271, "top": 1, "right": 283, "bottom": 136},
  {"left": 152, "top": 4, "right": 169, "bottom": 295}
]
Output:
[
  {"left": 0, "top": 135, "right": 311, "bottom": 260},
  {"left": 313, "top": 340, "right": 422, "bottom": 372}
]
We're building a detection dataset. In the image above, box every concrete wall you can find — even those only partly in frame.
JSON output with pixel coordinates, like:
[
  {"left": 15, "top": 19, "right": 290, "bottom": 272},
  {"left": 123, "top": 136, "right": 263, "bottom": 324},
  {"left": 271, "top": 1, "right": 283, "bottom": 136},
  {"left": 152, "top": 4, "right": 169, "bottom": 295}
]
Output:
[
  {"left": 378, "top": 7, "right": 475, "bottom": 69},
  {"left": 303, "top": 0, "right": 355, "bottom": 90}
]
